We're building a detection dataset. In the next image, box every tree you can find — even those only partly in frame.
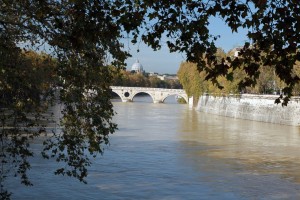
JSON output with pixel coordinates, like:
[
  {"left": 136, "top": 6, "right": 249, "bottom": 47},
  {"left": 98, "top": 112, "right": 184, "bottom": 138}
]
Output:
[
  {"left": 1, "top": 1, "right": 122, "bottom": 198},
  {"left": 0, "top": 47, "right": 58, "bottom": 198},
  {"left": 292, "top": 62, "right": 300, "bottom": 95},
  {"left": 121, "top": 0, "right": 300, "bottom": 105},
  {"left": 111, "top": 70, "right": 182, "bottom": 89},
  {"left": 1, "top": 0, "right": 300, "bottom": 198},
  {"left": 167, "top": 79, "right": 182, "bottom": 89},
  {"left": 177, "top": 62, "right": 208, "bottom": 103}
]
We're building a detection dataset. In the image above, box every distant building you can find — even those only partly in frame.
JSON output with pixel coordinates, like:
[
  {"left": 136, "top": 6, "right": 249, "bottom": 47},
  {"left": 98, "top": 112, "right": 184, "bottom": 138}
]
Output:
[
  {"left": 129, "top": 60, "right": 178, "bottom": 80},
  {"left": 148, "top": 72, "right": 159, "bottom": 76},
  {"left": 157, "top": 75, "right": 166, "bottom": 80},
  {"left": 231, "top": 47, "right": 243, "bottom": 57},
  {"left": 155, "top": 74, "right": 178, "bottom": 81},
  {"left": 131, "top": 59, "right": 144, "bottom": 74}
]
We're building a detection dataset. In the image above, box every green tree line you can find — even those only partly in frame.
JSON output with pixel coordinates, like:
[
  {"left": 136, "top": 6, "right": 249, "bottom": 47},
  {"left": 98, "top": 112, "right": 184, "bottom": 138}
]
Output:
[
  {"left": 111, "top": 70, "right": 182, "bottom": 89},
  {"left": 178, "top": 48, "right": 300, "bottom": 104}
]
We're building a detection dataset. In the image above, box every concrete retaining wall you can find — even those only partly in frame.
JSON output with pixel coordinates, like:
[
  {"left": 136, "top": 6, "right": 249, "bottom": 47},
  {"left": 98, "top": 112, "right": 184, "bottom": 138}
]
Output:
[{"left": 196, "top": 94, "right": 300, "bottom": 126}]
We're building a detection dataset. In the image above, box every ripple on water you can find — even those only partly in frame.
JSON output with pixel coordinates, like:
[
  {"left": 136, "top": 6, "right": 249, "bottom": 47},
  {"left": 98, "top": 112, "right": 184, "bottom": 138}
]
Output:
[{"left": 5, "top": 101, "right": 300, "bottom": 199}]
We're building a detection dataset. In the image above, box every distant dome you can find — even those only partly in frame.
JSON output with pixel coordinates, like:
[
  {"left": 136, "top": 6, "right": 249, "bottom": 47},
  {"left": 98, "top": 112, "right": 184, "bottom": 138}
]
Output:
[{"left": 131, "top": 59, "right": 143, "bottom": 72}]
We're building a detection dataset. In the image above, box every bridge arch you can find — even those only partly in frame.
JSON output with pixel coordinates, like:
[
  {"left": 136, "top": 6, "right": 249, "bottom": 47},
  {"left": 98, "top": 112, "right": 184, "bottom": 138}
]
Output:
[
  {"left": 161, "top": 94, "right": 189, "bottom": 103},
  {"left": 110, "top": 88, "right": 133, "bottom": 102},
  {"left": 111, "top": 91, "right": 123, "bottom": 101},
  {"left": 132, "top": 91, "right": 155, "bottom": 103}
]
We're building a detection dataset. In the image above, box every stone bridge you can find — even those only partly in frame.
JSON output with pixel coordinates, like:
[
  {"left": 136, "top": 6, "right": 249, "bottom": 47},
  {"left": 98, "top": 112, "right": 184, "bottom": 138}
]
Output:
[{"left": 110, "top": 86, "right": 190, "bottom": 104}]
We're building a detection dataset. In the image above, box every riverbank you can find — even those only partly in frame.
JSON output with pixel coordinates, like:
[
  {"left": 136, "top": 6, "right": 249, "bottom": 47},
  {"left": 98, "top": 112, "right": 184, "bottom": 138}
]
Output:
[{"left": 197, "top": 94, "right": 300, "bottom": 126}]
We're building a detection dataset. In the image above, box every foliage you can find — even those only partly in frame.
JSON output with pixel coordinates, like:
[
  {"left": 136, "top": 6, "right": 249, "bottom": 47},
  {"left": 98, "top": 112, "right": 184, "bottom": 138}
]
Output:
[
  {"left": 177, "top": 62, "right": 207, "bottom": 103},
  {"left": 112, "top": 70, "right": 182, "bottom": 89},
  {"left": 1, "top": 0, "right": 300, "bottom": 198},
  {"left": 0, "top": 48, "right": 57, "bottom": 197},
  {"left": 291, "top": 61, "right": 300, "bottom": 96},
  {"left": 177, "top": 97, "right": 187, "bottom": 104},
  {"left": 0, "top": 1, "right": 122, "bottom": 198},
  {"left": 178, "top": 48, "right": 300, "bottom": 102},
  {"left": 117, "top": 0, "right": 300, "bottom": 106}
]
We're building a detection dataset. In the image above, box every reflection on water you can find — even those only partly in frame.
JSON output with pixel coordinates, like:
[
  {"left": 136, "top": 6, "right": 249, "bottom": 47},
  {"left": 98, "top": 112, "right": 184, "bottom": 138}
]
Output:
[
  {"left": 6, "top": 99, "right": 300, "bottom": 199},
  {"left": 180, "top": 109, "right": 300, "bottom": 182}
]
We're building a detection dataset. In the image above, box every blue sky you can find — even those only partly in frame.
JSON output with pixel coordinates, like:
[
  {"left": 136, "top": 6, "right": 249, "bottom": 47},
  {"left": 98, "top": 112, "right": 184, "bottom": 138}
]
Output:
[{"left": 125, "top": 17, "right": 249, "bottom": 74}]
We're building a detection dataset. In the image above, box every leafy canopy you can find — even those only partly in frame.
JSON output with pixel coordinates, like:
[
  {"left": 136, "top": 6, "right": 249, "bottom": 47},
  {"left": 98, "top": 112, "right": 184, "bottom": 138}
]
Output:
[
  {"left": 125, "top": 0, "right": 300, "bottom": 105},
  {"left": 1, "top": 0, "right": 299, "bottom": 198}
]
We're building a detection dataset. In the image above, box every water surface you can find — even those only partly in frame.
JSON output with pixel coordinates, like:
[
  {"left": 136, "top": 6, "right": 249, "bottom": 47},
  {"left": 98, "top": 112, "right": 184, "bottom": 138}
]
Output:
[{"left": 6, "top": 97, "right": 300, "bottom": 199}]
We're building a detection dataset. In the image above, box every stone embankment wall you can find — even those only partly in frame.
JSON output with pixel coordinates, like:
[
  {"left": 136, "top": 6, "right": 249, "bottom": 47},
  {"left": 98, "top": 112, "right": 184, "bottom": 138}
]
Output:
[{"left": 197, "top": 94, "right": 300, "bottom": 126}]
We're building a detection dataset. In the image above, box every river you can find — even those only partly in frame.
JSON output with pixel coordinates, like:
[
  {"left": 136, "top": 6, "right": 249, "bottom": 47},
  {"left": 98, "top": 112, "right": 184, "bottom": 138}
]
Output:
[{"left": 6, "top": 96, "right": 300, "bottom": 199}]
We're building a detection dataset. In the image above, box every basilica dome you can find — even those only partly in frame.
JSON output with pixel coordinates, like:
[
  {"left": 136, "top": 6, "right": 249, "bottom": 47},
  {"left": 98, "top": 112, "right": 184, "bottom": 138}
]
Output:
[{"left": 131, "top": 59, "right": 143, "bottom": 72}]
